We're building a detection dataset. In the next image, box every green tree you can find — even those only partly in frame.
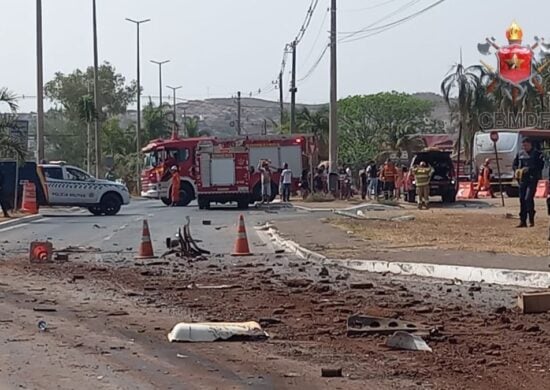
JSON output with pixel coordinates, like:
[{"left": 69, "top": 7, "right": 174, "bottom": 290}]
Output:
[
  {"left": 338, "top": 92, "right": 436, "bottom": 167},
  {"left": 45, "top": 62, "right": 137, "bottom": 120},
  {"left": 143, "top": 101, "right": 171, "bottom": 141},
  {"left": 0, "top": 88, "right": 25, "bottom": 159},
  {"left": 44, "top": 63, "right": 137, "bottom": 168},
  {"left": 183, "top": 116, "right": 210, "bottom": 137}
]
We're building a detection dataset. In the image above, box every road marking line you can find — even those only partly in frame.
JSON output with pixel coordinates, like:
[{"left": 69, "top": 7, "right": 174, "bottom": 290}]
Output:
[{"left": 0, "top": 218, "right": 51, "bottom": 233}]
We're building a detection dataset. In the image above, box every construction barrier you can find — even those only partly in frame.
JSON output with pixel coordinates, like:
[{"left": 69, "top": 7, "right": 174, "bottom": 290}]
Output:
[
  {"left": 232, "top": 214, "right": 252, "bottom": 256},
  {"left": 535, "top": 180, "right": 550, "bottom": 199},
  {"left": 456, "top": 182, "right": 475, "bottom": 200},
  {"left": 476, "top": 189, "right": 494, "bottom": 199},
  {"left": 135, "top": 219, "right": 157, "bottom": 259},
  {"left": 21, "top": 181, "right": 39, "bottom": 214}
]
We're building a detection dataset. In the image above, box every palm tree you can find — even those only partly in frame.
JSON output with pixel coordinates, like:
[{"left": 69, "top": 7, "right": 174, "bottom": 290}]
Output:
[
  {"left": 183, "top": 115, "right": 209, "bottom": 137},
  {"left": 441, "top": 64, "right": 490, "bottom": 173},
  {"left": 0, "top": 88, "right": 25, "bottom": 160},
  {"left": 297, "top": 106, "right": 329, "bottom": 160},
  {"left": 77, "top": 94, "right": 96, "bottom": 173}
]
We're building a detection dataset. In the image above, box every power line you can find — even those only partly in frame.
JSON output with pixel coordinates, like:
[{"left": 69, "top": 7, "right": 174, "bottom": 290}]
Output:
[
  {"left": 338, "top": 0, "right": 421, "bottom": 37},
  {"left": 340, "top": 0, "right": 402, "bottom": 12},
  {"left": 294, "top": 0, "right": 320, "bottom": 45},
  {"left": 339, "top": 0, "right": 447, "bottom": 43},
  {"left": 302, "top": 6, "right": 330, "bottom": 66},
  {"left": 298, "top": 44, "right": 329, "bottom": 83}
]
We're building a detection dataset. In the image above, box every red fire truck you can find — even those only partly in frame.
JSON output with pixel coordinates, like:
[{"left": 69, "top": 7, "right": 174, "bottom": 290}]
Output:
[{"left": 141, "top": 134, "right": 315, "bottom": 207}]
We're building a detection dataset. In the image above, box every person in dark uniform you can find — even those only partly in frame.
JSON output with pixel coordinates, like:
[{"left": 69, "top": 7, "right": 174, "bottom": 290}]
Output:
[
  {"left": 0, "top": 170, "right": 10, "bottom": 218},
  {"left": 513, "top": 138, "right": 544, "bottom": 227}
]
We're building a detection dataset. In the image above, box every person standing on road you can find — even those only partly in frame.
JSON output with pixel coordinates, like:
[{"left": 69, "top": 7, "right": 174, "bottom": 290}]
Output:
[
  {"left": 280, "top": 163, "right": 292, "bottom": 203},
  {"left": 0, "top": 170, "right": 10, "bottom": 218},
  {"left": 170, "top": 166, "right": 181, "bottom": 207},
  {"left": 412, "top": 161, "right": 434, "bottom": 209},
  {"left": 513, "top": 138, "right": 544, "bottom": 227},
  {"left": 366, "top": 161, "right": 378, "bottom": 200},
  {"left": 380, "top": 160, "right": 397, "bottom": 200},
  {"left": 359, "top": 166, "right": 368, "bottom": 200},
  {"left": 258, "top": 160, "right": 273, "bottom": 204}
]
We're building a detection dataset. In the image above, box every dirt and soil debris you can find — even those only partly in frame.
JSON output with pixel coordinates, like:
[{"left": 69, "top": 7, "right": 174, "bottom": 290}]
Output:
[{"left": 2, "top": 247, "right": 550, "bottom": 389}]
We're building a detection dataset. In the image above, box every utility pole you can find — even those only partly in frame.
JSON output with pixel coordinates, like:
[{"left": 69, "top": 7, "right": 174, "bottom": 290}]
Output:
[
  {"left": 86, "top": 82, "right": 92, "bottom": 174},
  {"left": 237, "top": 91, "right": 242, "bottom": 135},
  {"left": 36, "top": 0, "right": 45, "bottom": 162},
  {"left": 328, "top": 0, "right": 338, "bottom": 173},
  {"left": 92, "top": 0, "right": 101, "bottom": 178},
  {"left": 279, "top": 72, "right": 284, "bottom": 129},
  {"left": 290, "top": 41, "right": 297, "bottom": 134},
  {"left": 126, "top": 18, "right": 150, "bottom": 195},
  {"left": 150, "top": 60, "right": 170, "bottom": 106},
  {"left": 167, "top": 85, "right": 182, "bottom": 137}
]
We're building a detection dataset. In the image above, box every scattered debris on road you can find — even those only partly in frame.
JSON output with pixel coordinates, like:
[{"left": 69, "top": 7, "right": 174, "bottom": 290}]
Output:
[
  {"left": 518, "top": 290, "right": 550, "bottom": 313},
  {"left": 386, "top": 331, "right": 432, "bottom": 352},
  {"left": 168, "top": 321, "right": 269, "bottom": 342},
  {"left": 347, "top": 315, "right": 422, "bottom": 336},
  {"left": 162, "top": 218, "right": 210, "bottom": 258},
  {"left": 321, "top": 368, "right": 343, "bottom": 378},
  {"left": 32, "top": 307, "right": 57, "bottom": 312}
]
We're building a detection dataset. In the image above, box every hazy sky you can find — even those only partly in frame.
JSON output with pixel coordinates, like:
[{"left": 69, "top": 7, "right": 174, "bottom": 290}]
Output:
[{"left": 2, "top": 0, "right": 549, "bottom": 112}]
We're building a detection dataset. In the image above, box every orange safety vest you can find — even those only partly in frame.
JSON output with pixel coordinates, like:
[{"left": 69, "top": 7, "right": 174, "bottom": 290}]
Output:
[
  {"left": 477, "top": 166, "right": 491, "bottom": 191},
  {"left": 381, "top": 165, "right": 397, "bottom": 182}
]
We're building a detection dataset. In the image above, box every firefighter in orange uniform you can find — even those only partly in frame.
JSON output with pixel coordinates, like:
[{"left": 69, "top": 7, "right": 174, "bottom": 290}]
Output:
[
  {"left": 477, "top": 158, "right": 492, "bottom": 193},
  {"left": 170, "top": 166, "right": 181, "bottom": 207}
]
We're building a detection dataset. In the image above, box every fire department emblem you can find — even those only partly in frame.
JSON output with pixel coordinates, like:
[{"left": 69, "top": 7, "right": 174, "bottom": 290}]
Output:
[{"left": 478, "top": 22, "right": 550, "bottom": 104}]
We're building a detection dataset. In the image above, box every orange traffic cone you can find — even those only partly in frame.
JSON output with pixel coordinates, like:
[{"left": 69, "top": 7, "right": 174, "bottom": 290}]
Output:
[
  {"left": 21, "top": 182, "right": 38, "bottom": 214},
  {"left": 29, "top": 241, "right": 53, "bottom": 263},
  {"left": 135, "top": 220, "right": 157, "bottom": 259},
  {"left": 232, "top": 214, "right": 252, "bottom": 256}
]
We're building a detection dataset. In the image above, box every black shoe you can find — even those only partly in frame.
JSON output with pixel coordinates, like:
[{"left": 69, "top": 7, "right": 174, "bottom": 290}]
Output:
[
  {"left": 529, "top": 221, "right": 535, "bottom": 227},
  {"left": 516, "top": 222, "right": 528, "bottom": 228}
]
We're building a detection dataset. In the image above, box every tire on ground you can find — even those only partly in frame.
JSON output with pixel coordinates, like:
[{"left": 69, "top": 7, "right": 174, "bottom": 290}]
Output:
[
  {"left": 88, "top": 206, "right": 103, "bottom": 216},
  {"left": 168, "top": 182, "right": 195, "bottom": 207}
]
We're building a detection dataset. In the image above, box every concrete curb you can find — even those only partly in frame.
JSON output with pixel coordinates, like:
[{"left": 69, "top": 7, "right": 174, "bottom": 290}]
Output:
[
  {"left": 262, "top": 226, "right": 550, "bottom": 289},
  {"left": 0, "top": 214, "right": 43, "bottom": 229}
]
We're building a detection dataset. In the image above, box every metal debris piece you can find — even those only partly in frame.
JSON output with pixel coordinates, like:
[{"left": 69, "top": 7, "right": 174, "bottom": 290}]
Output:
[
  {"left": 168, "top": 321, "right": 268, "bottom": 342},
  {"left": 161, "top": 217, "right": 210, "bottom": 258},
  {"left": 347, "top": 315, "right": 422, "bottom": 336},
  {"left": 37, "top": 320, "right": 48, "bottom": 332},
  {"left": 321, "top": 368, "right": 343, "bottom": 377},
  {"left": 386, "top": 331, "right": 432, "bottom": 352},
  {"left": 186, "top": 283, "right": 241, "bottom": 290}
]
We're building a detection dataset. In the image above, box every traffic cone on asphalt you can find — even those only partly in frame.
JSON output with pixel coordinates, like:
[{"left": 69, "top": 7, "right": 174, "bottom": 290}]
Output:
[
  {"left": 135, "top": 220, "right": 157, "bottom": 259},
  {"left": 21, "top": 182, "right": 38, "bottom": 214},
  {"left": 232, "top": 214, "right": 252, "bottom": 256},
  {"left": 29, "top": 241, "right": 52, "bottom": 263}
]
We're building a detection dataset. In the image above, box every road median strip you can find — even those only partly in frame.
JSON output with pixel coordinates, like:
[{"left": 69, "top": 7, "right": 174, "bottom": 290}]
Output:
[{"left": 260, "top": 224, "right": 550, "bottom": 289}]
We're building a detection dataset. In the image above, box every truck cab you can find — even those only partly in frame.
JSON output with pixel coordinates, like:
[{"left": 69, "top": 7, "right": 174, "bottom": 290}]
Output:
[{"left": 40, "top": 163, "right": 130, "bottom": 215}]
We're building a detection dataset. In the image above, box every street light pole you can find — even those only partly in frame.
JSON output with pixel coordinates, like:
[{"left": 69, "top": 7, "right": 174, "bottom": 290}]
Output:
[
  {"left": 92, "top": 0, "right": 101, "bottom": 178},
  {"left": 36, "top": 0, "right": 45, "bottom": 162},
  {"left": 126, "top": 17, "right": 150, "bottom": 195},
  {"left": 150, "top": 60, "right": 170, "bottom": 107},
  {"left": 328, "top": 0, "right": 338, "bottom": 173},
  {"left": 167, "top": 85, "right": 182, "bottom": 137}
]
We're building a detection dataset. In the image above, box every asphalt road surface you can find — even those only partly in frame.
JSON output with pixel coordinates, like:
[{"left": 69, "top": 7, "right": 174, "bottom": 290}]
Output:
[{"left": 0, "top": 199, "right": 293, "bottom": 263}]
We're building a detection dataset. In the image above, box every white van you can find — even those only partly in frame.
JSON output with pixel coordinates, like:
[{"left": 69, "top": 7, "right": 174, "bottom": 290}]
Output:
[{"left": 473, "top": 128, "right": 550, "bottom": 197}]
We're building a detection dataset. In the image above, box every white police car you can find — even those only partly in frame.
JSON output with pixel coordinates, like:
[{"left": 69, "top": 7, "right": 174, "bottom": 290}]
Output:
[{"left": 40, "top": 163, "right": 130, "bottom": 216}]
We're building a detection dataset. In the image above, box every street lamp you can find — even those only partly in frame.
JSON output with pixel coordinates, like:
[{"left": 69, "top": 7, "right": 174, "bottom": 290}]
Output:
[
  {"left": 150, "top": 60, "right": 170, "bottom": 107},
  {"left": 125, "top": 17, "right": 150, "bottom": 195},
  {"left": 166, "top": 85, "right": 182, "bottom": 137},
  {"left": 36, "top": 0, "right": 45, "bottom": 162},
  {"left": 92, "top": 0, "right": 101, "bottom": 178}
]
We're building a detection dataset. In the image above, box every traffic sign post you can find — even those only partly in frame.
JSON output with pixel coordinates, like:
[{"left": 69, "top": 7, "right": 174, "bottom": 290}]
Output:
[{"left": 490, "top": 131, "right": 505, "bottom": 207}]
